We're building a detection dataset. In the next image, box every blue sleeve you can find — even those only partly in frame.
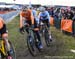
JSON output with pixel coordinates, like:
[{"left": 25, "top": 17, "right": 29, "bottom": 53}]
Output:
[
  {"left": 36, "top": 17, "right": 39, "bottom": 24},
  {"left": 46, "top": 11, "right": 50, "bottom": 22},
  {"left": 32, "top": 10, "right": 37, "bottom": 17},
  {"left": 33, "top": 10, "right": 40, "bottom": 24}
]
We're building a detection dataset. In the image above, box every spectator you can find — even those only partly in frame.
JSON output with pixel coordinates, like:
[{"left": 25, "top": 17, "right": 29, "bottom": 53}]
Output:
[{"left": 65, "top": 9, "right": 74, "bottom": 19}]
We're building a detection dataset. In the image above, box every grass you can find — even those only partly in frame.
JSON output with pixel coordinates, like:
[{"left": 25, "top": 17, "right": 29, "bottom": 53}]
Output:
[
  {"left": 6, "top": 15, "right": 75, "bottom": 59},
  {"left": 7, "top": 15, "right": 27, "bottom": 50},
  {"left": 49, "top": 26, "right": 75, "bottom": 57}
]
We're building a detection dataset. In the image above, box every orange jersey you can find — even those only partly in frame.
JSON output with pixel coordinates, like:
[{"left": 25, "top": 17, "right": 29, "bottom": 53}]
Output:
[
  {"left": 20, "top": 10, "right": 32, "bottom": 20},
  {"left": 20, "top": 9, "right": 34, "bottom": 28},
  {"left": 0, "top": 17, "right": 4, "bottom": 29}
]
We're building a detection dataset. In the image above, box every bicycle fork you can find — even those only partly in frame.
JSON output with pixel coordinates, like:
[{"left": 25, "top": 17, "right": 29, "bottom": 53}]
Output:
[{"left": 29, "top": 30, "right": 35, "bottom": 48}]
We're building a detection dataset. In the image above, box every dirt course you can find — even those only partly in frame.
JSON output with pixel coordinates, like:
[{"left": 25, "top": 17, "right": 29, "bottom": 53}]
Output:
[{"left": 16, "top": 34, "right": 56, "bottom": 59}]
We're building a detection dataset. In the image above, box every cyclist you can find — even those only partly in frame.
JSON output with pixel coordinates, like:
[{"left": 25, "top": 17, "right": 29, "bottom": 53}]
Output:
[
  {"left": 19, "top": 6, "right": 43, "bottom": 50},
  {"left": 19, "top": 6, "right": 34, "bottom": 33},
  {"left": 38, "top": 6, "right": 52, "bottom": 41},
  {"left": 32, "top": 7, "right": 39, "bottom": 25},
  {"left": 0, "top": 17, "right": 12, "bottom": 59},
  {"left": 36, "top": 8, "right": 40, "bottom": 16}
]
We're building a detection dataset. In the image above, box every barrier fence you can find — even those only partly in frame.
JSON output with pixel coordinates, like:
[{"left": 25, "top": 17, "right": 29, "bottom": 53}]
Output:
[
  {"left": 0, "top": 12, "right": 74, "bottom": 36},
  {"left": 50, "top": 16, "right": 75, "bottom": 36}
]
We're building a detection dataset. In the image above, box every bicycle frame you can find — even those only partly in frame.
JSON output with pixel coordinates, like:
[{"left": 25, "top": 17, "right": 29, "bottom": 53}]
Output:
[
  {"left": 40, "top": 22, "right": 48, "bottom": 34},
  {"left": 0, "top": 39, "right": 7, "bottom": 56},
  {"left": 25, "top": 26, "right": 34, "bottom": 38}
]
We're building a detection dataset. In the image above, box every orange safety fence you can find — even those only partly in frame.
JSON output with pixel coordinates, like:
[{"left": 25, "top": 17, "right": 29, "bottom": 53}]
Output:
[
  {"left": 50, "top": 16, "right": 54, "bottom": 26},
  {"left": 61, "top": 19, "right": 73, "bottom": 33}
]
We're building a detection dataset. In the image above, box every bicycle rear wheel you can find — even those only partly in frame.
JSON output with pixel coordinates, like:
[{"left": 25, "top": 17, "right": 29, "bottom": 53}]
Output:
[
  {"left": 6, "top": 41, "right": 16, "bottom": 59},
  {"left": 27, "top": 36, "right": 37, "bottom": 56}
]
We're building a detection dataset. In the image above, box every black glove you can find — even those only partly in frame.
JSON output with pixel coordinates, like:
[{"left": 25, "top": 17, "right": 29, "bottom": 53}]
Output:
[{"left": 19, "top": 27, "right": 25, "bottom": 34}]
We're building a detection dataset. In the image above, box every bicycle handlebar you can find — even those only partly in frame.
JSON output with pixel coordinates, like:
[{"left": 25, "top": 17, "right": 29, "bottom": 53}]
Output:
[{"left": 24, "top": 26, "right": 34, "bottom": 30}]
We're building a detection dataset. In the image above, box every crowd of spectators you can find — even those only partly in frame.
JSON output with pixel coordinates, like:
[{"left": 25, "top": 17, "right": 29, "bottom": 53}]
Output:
[
  {"left": 46, "top": 6, "right": 75, "bottom": 21},
  {"left": 45, "top": 6, "right": 75, "bottom": 35}
]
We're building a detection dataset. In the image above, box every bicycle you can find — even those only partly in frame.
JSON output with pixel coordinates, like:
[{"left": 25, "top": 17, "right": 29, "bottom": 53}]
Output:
[
  {"left": 0, "top": 37, "right": 16, "bottom": 59},
  {"left": 40, "top": 22, "right": 52, "bottom": 47},
  {"left": 24, "top": 24, "right": 42, "bottom": 56}
]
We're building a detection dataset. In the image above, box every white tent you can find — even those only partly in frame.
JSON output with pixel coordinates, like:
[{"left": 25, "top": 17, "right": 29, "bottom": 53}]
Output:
[
  {"left": 38, "top": 0, "right": 75, "bottom": 6},
  {"left": 0, "top": 5, "right": 14, "bottom": 8},
  {"left": 53, "top": 0, "right": 75, "bottom": 6},
  {"left": 0, "top": 0, "right": 75, "bottom": 6}
]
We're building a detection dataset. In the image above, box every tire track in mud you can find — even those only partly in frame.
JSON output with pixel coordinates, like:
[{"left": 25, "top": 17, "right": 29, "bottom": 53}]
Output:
[{"left": 16, "top": 33, "right": 56, "bottom": 59}]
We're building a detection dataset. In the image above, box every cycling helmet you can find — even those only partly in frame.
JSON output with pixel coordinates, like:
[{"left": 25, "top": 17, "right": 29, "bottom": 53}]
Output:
[
  {"left": 22, "top": 6, "right": 28, "bottom": 11},
  {"left": 39, "top": 7, "right": 45, "bottom": 12},
  {"left": 28, "top": 6, "right": 33, "bottom": 9}
]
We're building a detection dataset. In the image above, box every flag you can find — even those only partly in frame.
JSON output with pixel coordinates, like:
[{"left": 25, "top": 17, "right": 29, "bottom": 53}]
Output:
[{"left": 29, "top": 0, "right": 32, "bottom": 7}]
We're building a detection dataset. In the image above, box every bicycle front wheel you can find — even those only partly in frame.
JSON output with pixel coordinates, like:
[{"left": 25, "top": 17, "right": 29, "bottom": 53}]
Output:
[
  {"left": 27, "top": 36, "right": 37, "bottom": 56},
  {"left": 0, "top": 40, "right": 16, "bottom": 59},
  {"left": 7, "top": 41, "right": 16, "bottom": 59}
]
